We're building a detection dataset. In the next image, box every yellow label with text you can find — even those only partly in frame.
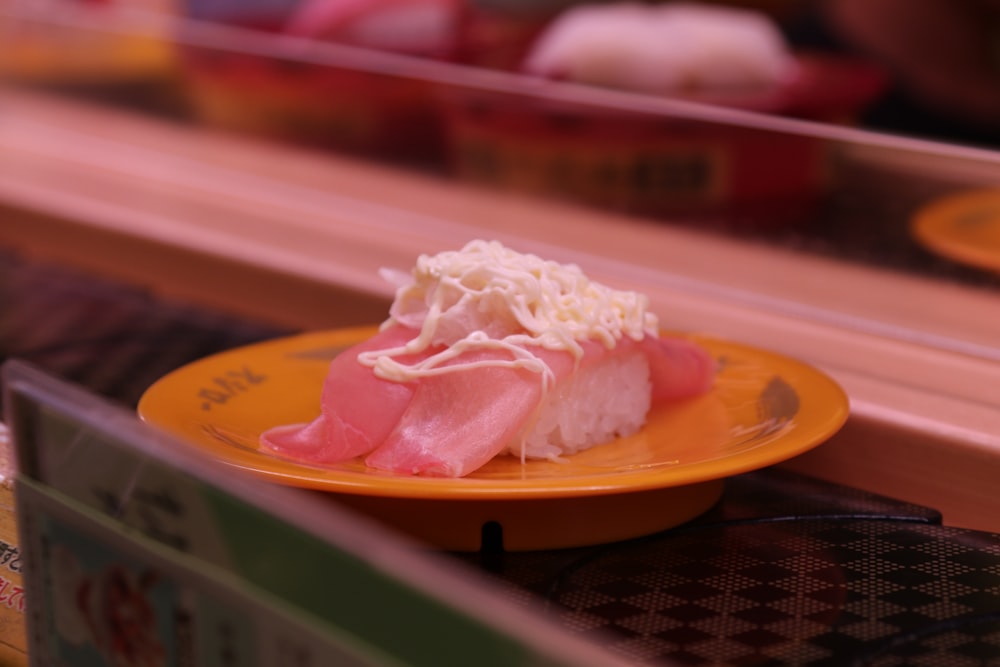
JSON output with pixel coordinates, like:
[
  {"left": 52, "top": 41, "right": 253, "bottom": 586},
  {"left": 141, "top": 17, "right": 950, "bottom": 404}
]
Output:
[{"left": 0, "top": 484, "right": 27, "bottom": 666}]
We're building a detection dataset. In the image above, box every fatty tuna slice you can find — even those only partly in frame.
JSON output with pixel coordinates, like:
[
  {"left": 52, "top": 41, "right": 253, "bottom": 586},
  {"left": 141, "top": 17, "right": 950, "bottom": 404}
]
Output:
[
  {"left": 642, "top": 335, "right": 717, "bottom": 401},
  {"left": 363, "top": 342, "right": 588, "bottom": 477},
  {"left": 364, "top": 335, "right": 716, "bottom": 477},
  {"left": 260, "top": 325, "right": 429, "bottom": 463}
]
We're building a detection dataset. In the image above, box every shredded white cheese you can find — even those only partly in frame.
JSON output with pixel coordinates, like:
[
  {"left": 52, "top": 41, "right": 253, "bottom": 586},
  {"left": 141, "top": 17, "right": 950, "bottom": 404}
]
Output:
[{"left": 357, "top": 240, "right": 658, "bottom": 384}]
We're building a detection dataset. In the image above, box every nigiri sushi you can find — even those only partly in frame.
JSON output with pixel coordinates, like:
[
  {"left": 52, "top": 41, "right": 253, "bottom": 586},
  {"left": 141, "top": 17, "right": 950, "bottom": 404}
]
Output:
[
  {"left": 522, "top": 2, "right": 798, "bottom": 93},
  {"left": 261, "top": 240, "right": 716, "bottom": 477}
]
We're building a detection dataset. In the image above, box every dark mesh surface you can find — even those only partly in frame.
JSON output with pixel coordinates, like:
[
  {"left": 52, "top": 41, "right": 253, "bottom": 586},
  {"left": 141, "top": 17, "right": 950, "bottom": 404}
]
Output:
[
  {"left": 455, "top": 471, "right": 1000, "bottom": 666},
  {"left": 542, "top": 520, "right": 1000, "bottom": 666},
  {"left": 0, "top": 248, "right": 290, "bottom": 417}
]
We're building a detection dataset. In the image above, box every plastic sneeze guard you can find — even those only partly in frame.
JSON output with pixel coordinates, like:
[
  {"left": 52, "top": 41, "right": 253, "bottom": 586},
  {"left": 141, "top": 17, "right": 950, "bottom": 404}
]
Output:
[{"left": 1, "top": 361, "right": 634, "bottom": 667}]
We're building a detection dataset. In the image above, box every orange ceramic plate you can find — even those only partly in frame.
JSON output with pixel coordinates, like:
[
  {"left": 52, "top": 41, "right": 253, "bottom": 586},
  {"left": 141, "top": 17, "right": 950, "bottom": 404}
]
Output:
[
  {"left": 912, "top": 189, "right": 1000, "bottom": 274},
  {"left": 138, "top": 326, "right": 848, "bottom": 550}
]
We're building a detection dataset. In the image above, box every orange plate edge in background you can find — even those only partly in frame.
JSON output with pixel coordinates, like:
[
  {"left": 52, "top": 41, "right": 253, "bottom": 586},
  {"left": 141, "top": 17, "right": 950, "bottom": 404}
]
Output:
[{"left": 912, "top": 189, "right": 1000, "bottom": 275}]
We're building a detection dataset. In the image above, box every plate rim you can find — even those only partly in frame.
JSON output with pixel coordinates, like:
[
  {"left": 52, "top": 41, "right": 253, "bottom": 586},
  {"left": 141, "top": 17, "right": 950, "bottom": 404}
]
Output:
[{"left": 912, "top": 188, "right": 1000, "bottom": 274}]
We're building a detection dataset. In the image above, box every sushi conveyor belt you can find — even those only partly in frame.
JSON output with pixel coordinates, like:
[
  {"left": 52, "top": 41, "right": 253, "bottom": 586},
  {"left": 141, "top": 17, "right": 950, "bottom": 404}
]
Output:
[
  {"left": 20, "top": 82, "right": 1000, "bottom": 298},
  {"left": 3, "top": 247, "right": 1000, "bottom": 667}
]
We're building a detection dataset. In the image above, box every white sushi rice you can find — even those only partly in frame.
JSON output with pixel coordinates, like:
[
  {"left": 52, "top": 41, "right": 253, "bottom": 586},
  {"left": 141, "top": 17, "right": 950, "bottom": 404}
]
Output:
[{"left": 512, "top": 349, "right": 652, "bottom": 461}]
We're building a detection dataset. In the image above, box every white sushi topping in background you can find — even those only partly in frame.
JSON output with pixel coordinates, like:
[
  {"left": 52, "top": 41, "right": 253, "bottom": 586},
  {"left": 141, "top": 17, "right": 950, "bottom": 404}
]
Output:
[
  {"left": 358, "top": 240, "right": 657, "bottom": 383},
  {"left": 285, "top": 0, "right": 461, "bottom": 55},
  {"left": 523, "top": 2, "right": 797, "bottom": 93}
]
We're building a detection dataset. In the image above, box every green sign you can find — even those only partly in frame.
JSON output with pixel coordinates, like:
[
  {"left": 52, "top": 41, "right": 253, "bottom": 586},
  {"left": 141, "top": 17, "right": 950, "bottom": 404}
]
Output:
[{"left": 3, "top": 361, "right": 629, "bottom": 667}]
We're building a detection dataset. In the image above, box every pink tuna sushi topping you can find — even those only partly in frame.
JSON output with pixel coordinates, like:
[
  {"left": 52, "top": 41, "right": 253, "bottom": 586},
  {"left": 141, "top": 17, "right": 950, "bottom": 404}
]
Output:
[
  {"left": 366, "top": 336, "right": 716, "bottom": 476},
  {"left": 262, "top": 327, "right": 715, "bottom": 476},
  {"left": 364, "top": 341, "right": 591, "bottom": 477},
  {"left": 641, "top": 335, "right": 717, "bottom": 401},
  {"left": 260, "top": 324, "right": 433, "bottom": 463}
]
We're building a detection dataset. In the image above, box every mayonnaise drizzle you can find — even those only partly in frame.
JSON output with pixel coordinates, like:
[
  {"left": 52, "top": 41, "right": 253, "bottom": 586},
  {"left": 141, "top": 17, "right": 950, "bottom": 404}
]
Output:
[{"left": 357, "top": 240, "right": 658, "bottom": 385}]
